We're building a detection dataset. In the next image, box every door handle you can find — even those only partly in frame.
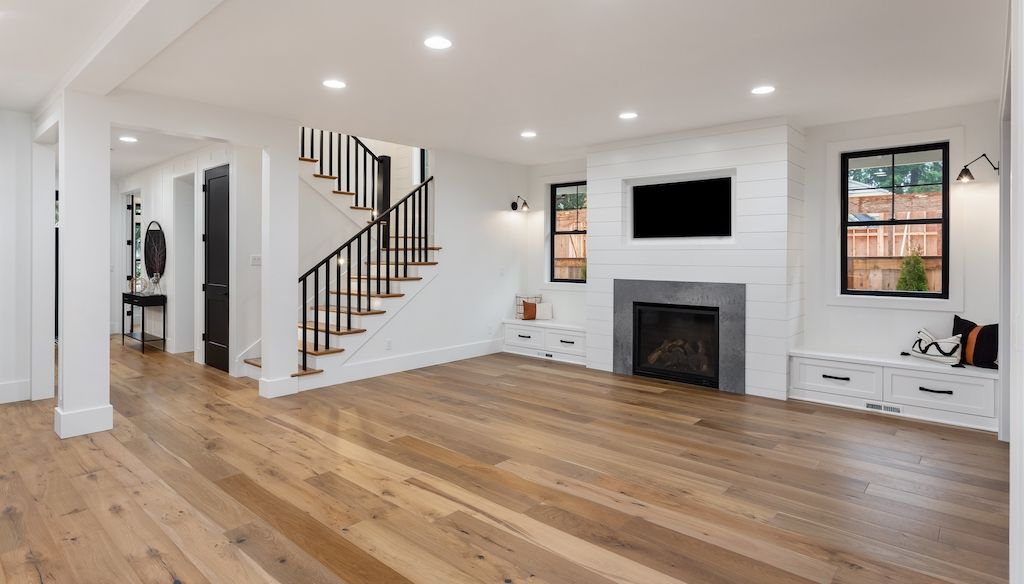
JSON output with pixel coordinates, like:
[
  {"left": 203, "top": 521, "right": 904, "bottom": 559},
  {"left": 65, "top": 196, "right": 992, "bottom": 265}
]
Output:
[{"left": 919, "top": 386, "right": 954, "bottom": 395}]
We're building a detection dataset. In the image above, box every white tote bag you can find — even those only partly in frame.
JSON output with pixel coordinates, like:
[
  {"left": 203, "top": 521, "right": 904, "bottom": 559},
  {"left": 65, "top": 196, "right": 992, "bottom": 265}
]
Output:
[{"left": 909, "top": 328, "right": 962, "bottom": 365}]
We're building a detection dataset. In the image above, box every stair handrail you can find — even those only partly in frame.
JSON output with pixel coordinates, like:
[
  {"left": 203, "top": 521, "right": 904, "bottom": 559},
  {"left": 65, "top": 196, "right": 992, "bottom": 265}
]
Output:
[
  {"left": 298, "top": 176, "right": 435, "bottom": 370},
  {"left": 300, "top": 127, "right": 389, "bottom": 210}
]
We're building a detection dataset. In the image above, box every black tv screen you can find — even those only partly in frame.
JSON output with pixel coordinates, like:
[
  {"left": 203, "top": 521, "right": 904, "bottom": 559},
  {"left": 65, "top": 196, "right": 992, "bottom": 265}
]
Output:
[{"left": 633, "top": 177, "right": 732, "bottom": 238}]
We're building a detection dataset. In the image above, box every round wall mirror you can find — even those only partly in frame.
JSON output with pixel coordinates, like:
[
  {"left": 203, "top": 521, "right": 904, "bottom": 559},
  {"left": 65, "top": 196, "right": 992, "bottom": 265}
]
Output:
[{"left": 144, "top": 221, "right": 167, "bottom": 279}]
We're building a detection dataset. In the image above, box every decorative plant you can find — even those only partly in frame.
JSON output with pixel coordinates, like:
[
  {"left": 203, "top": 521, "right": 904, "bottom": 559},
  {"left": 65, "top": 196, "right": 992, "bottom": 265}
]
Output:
[{"left": 896, "top": 247, "right": 929, "bottom": 292}]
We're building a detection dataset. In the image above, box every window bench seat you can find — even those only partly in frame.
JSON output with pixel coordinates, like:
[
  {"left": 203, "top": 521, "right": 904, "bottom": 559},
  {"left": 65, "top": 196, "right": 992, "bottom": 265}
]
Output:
[{"left": 789, "top": 349, "right": 999, "bottom": 431}]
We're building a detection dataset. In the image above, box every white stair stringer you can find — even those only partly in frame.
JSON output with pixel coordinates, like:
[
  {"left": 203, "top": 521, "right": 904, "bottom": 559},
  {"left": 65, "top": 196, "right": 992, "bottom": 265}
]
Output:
[
  {"left": 296, "top": 267, "right": 440, "bottom": 391},
  {"left": 299, "top": 165, "right": 374, "bottom": 228}
]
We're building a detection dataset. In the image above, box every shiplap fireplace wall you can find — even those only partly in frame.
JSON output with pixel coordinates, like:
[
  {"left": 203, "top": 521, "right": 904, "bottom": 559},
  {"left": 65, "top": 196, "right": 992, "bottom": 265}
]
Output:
[{"left": 584, "top": 119, "right": 806, "bottom": 399}]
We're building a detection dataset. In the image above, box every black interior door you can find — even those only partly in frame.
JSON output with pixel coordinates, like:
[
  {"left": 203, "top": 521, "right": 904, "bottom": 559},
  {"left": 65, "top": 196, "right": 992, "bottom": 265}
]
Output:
[{"left": 203, "top": 165, "right": 230, "bottom": 372}]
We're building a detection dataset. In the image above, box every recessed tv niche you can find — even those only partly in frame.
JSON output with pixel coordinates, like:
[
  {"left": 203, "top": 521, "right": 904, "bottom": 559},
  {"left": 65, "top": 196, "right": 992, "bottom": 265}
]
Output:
[{"left": 632, "top": 177, "right": 732, "bottom": 238}]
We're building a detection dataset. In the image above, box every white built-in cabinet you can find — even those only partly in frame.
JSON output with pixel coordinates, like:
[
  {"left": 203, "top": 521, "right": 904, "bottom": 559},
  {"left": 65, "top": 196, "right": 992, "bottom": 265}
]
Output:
[
  {"left": 502, "top": 320, "right": 586, "bottom": 365},
  {"left": 789, "top": 350, "right": 999, "bottom": 431}
]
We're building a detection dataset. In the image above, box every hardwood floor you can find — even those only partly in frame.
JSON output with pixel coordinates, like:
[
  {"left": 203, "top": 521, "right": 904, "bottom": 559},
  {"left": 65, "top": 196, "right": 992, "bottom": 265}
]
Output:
[{"left": 0, "top": 339, "right": 1008, "bottom": 583}]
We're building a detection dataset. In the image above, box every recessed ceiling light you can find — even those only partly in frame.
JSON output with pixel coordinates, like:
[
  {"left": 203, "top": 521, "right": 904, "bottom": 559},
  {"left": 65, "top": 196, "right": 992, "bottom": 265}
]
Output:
[
  {"left": 520, "top": 130, "right": 537, "bottom": 138},
  {"left": 424, "top": 36, "right": 452, "bottom": 50},
  {"left": 118, "top": 136, "right": 138, "bottom": 143},
  {"left": 322, "top": 79, "right": 347, "bottom": 89},
  {"left": 751, "top": 85, "right": 776, "bottom": 95},
  {"left": 619, "top": 112, "right": 638, "bottom": 120}
]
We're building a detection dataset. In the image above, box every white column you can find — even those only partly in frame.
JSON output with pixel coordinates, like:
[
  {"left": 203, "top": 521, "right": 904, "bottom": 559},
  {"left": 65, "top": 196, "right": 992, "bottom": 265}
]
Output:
[
  {"left": 1010, "top": 2, "right": 1023, "bottom": 582},
  {"left": 55, "top": 92, "right": 113, "bottom": 437},
  {"left": 0, "top": 111, "right": 32, "bottom": 405},
  {"left": 258, "top": 140, "right": 300, "bottom": 397},
  {"left": 31, "top": 143, "right": 56, "bottom": 401}
]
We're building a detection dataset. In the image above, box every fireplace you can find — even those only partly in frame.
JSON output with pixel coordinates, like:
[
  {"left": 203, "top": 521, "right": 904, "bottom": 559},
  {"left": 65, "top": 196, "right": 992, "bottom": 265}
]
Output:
[
  {"left": 613, "top": 280, "right": 744, "bottom": 394},
  {"left": 633, "top": 302, "right": 719, "bottom": 387}
]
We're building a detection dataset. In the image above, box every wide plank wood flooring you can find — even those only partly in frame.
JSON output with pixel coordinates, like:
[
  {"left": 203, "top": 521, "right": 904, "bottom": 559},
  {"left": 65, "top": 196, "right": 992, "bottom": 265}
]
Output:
[{"left": 0, "top": 338, "right": 1009, "bottom": 583}]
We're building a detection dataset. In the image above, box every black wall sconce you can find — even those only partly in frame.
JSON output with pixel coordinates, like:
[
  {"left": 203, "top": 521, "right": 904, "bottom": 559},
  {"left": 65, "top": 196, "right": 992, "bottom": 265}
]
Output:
[
  {"left": 956, "top": 153, "right": 999, "bottom": 182},
  {"left": 511, "top": 195, "right": 530, "bottom": 211}
]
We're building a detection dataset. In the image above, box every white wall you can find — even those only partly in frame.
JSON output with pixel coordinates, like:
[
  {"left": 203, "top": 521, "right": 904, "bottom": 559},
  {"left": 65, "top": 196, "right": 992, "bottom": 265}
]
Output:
[
  {"left": 361, "top": 137, "right": 418, "bottom": 194},
  {"left": 523, "top": 159, "right": 588, "bottom": 324},
  {"left": 801, "top": 102, "right": 1001, "bottom": 357},
  {"left": 173, "top": 174, "right": 195, "bottom": 352},
  {"left": 344, "top": 149, "right": 529, "bottom": 369},
  {"left": 111, "top": 142, "right": 264, "bottom": 369},
  {"left": 0, "top": 110, "right": 33, "bottom": 404},
  {"left": 583, "top": 119, "right": 805, "bottom": 400}
]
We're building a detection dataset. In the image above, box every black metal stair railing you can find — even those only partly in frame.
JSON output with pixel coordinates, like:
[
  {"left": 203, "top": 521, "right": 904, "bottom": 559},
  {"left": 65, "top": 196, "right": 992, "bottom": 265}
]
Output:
[
  {"left": 298, "top": 176, "right": 434, "bottom": 371},
  {"left": 300, "top": 127, "right": 386, "bottom": 210}
]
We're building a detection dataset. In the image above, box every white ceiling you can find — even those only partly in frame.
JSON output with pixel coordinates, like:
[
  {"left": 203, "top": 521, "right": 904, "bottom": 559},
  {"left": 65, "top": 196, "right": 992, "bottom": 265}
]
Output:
[
  {"left": 4, "top": 1, "right": 1010, "bottom": 165},
  {"left": 110, "top": 127, "right": 210, "bottom": 179},
  {"left": 118, "top": 0, "right": 1009, "bottom": 165},
  {"left": 0, "top": 0, "right": 133, "bottom": 111}
]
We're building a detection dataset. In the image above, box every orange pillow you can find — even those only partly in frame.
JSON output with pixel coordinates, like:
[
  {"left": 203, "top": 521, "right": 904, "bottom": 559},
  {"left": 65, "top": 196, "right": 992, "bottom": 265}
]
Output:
[{"left": 522, "top": 301, "right": 537, "bottom": 320}]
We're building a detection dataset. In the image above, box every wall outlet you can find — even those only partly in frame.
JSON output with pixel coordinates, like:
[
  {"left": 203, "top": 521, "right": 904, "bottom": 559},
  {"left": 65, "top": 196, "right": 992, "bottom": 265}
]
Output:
[
  {"left": 249, "top": 254, "right": 261, "bottom": 266},
  {"left": 385, "top": 339, "right": 392, "bottom": 351}
]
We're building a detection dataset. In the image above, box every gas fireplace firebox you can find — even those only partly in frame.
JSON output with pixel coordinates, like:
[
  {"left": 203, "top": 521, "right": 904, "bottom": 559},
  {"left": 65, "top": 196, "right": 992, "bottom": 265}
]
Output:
[{"left": 632, "top": 302, "right": 719, "bottom": 388}]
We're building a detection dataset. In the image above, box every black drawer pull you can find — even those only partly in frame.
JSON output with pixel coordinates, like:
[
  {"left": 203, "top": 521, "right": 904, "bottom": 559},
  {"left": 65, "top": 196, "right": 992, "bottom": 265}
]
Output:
[
  {"left": 919, "top": 386, "right": 953, "bottom": 395},
  {"left": 517, "top": 334, "right": 531, "bottom": 339},
  {"left": 560, "top": 339, "right": 575, "bottom": 345},
  {"left": 822, "top": 374, "right": 850, "bottom": 382}
]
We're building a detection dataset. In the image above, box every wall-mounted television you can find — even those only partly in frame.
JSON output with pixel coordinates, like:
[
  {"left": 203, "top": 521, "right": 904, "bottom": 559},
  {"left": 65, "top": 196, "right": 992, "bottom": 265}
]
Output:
[{"left": 633, "top": 177, "right": 732, "bottom": 238}]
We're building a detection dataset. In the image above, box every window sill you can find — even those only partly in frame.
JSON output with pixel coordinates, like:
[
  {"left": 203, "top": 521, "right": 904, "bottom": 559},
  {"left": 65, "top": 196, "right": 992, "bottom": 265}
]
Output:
[
  {"left": 540, "top": 281, "right": 588, "bottom": 292},
  {"left": 826, "top": 292, "right": 963, "bottom": 313}
]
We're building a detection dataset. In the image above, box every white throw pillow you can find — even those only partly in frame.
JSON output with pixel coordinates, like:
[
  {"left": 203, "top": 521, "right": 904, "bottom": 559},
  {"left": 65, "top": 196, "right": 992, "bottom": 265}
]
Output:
[{"left": 909, "top": 328, "right": 962, "bottom": 365}]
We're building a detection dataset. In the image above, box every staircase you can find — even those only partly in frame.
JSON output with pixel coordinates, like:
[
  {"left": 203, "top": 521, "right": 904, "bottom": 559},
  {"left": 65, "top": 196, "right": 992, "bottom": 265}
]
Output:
[{"left": 243, "top": 127, "right": 439, "bottom": 387}]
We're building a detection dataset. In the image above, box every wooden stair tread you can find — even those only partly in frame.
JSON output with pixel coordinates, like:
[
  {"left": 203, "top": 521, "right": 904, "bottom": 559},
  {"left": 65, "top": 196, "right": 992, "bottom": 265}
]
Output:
[
  {"left": 300, "top": 342, "right": 344, "bottom": 356},
  {"left": 351, "top": 206, "right": 374, "bottom": 211},
  {"left": 243, "top": 357, "right": 323, "bottom": 377},
  {"left": 313, "top": 173, "right": 339, "bottom": 180},
  {"left": 333, "top": 190, "right": 355, "bottom": 195},
  {"left": 329, "top": 290, "right": 405, "bottom": 298},
  {"left": 388, "top": 246, "right": 442, "bottom": 251},
  {"left": 311, "top": 306, "right": 386, "bottom": 316},
  {"left": 299, "top": 157, "right": 317, "bottom": 163},
  {"left": 299, "top": 323, "right": 367, "bottom": 335}
]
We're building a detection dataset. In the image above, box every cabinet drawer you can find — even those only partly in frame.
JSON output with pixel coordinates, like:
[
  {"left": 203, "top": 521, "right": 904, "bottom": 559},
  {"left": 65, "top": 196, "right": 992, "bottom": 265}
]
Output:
[
  {"left": 544, "top": 331, "right": 585, "bottom": 355},
  {"left": 885, "top": 369, "right": 995, "bottom": 417},
  {"left": 791, "top": 358, "right": 883, "bottom": 400},
  {"left": 505, "top": 325, "right": 544, "bottom": 349}
]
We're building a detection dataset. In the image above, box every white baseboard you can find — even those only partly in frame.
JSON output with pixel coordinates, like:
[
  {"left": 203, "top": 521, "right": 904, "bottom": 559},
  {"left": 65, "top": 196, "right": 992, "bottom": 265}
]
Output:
[
  {"left": 54, "top": 404, "right": 113, "bottom": 438},
  {"left": 299, "top": 339, "right": 502, "bottom": 391},
  {"left": 0, "top": 379, "right": 30, "bottom": 405},
  {"left": 259, "top": 375, "right": 298, "bottom": 398}
]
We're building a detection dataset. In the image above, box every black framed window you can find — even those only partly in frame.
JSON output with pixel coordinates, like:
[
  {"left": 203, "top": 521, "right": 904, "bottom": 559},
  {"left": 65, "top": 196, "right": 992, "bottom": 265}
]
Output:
[
  {"left": 841, "top": 142, "right": 949, "bottom": 298},
  {"left": 551, "top": 181, "right": 587, "bottom": 283}
]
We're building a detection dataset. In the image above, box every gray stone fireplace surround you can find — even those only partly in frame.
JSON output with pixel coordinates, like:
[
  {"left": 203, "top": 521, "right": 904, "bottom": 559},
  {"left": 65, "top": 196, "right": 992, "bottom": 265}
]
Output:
[{"left": 613, "top": 280, "right": 746, "bottom": 394}]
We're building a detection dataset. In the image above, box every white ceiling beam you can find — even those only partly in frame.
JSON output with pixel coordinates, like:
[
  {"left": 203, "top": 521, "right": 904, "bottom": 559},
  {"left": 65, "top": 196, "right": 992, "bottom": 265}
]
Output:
[{"left": 36, "top": 0, "right": 223, "bottom": 115}]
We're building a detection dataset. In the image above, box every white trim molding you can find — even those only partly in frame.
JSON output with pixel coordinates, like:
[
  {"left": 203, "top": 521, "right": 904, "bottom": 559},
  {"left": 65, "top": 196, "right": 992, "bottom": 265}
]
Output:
[
  {"left": 54, "top": 404, "right": 113, "bottom": 438},
  {"left": 823, "top": 127, "right": 966, "bottom": 312},
  {"left": 0, "top": 379, "right": 31, "bottom": 405}
]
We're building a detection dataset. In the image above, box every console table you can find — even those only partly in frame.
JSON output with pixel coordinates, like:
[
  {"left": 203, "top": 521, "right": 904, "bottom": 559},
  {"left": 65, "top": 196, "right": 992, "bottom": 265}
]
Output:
[{"left": 122, "top": 293, "right": 167, "bottom": 353}]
